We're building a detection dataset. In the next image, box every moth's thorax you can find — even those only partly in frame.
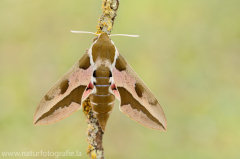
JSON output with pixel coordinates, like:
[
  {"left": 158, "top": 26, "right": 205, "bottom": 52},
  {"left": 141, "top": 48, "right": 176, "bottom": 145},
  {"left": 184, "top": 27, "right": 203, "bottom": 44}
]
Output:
[{"left": 91, "top": 33, "right": 116, "bottom": 68}]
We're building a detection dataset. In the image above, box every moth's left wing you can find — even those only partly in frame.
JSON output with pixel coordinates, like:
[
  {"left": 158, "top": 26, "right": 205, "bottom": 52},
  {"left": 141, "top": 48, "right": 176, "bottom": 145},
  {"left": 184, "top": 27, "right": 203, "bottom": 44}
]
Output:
[
  {"left": 34, "top": 52, "right": 93, "bottom": 125},
  {"left": 112, "top": 53, "right": 167, "bottom": 131}
]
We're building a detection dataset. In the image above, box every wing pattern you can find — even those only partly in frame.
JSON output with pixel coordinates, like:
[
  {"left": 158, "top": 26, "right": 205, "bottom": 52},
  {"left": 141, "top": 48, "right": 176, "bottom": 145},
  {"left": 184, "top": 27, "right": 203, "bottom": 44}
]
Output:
[
  {"left": 112, "top": 53, "right": 167, "bottom": 131},
  {"left": 34, "top": 52, "right": 93, "bottom": 125}
]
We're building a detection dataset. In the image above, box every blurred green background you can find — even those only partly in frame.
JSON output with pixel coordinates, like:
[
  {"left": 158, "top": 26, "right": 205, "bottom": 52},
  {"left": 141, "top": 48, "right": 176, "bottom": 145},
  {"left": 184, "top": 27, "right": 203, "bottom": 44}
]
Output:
[{"left": 0, "top": 0, "right": 240, "bottom": 158}]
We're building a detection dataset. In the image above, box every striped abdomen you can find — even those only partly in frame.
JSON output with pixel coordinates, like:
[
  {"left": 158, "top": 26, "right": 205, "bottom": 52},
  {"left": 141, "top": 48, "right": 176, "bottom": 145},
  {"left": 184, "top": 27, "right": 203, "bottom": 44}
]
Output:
[{"left": 89, "top": 66, "right": 115, "bottom": 131}]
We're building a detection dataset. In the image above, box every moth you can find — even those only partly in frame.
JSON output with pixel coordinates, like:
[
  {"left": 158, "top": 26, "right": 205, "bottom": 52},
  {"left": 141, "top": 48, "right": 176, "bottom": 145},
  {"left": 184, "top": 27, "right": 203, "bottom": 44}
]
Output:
[{"left": 33, "top": 32, "right": 167, "bottom": 131}]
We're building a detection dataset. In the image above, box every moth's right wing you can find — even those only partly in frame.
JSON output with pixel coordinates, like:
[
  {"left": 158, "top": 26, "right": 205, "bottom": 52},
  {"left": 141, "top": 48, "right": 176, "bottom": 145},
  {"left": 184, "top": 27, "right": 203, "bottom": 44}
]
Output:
[
  {"left": 112, "top": 53, "right": 167, "bottom": 131},
  {"left": 34, "top": 52, "right": 93, "bottom": 125}
]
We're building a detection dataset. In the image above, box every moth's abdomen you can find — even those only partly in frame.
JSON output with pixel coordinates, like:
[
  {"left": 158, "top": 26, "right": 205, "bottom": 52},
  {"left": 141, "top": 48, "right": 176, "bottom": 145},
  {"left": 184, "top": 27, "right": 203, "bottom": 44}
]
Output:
[
  {"left": 89, "top": 66, "right": 115, "bottom": 131},
  {"left": 90, "top": 94, "right": 114, "bottom": 112}
]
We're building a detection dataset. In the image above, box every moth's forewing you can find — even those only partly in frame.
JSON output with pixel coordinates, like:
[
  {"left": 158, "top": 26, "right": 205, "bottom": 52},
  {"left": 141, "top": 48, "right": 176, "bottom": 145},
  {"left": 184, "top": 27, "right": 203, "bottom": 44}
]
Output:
[
  {"left": 112, "top": 54, "right": 167, "bottom": 131},
  {"left": 34, "top": 52, "right": 93, "bottom": 125}
]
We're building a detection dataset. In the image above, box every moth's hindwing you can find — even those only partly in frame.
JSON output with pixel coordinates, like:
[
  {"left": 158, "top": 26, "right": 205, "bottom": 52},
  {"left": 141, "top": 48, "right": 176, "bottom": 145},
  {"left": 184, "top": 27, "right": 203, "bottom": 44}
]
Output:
[
  {"left": 34, "top": 52, "right": 93, "bottom": 125},
  {"left": 112, "top": 54, "right": 167, "bottom": 131}
]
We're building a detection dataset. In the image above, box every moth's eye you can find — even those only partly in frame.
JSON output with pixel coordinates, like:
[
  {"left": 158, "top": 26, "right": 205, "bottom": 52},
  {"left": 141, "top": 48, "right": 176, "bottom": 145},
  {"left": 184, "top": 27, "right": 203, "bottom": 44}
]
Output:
[{"left": 93, "top": 70, "right": 96, "bottom": 77}]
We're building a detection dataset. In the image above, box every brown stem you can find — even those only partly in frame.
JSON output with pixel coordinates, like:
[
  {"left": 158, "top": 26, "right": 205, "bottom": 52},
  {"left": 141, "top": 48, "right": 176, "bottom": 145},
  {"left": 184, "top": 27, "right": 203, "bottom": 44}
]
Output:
[
  {"left": 83, "top": 98, "right": 105, "bottom": 159},
  {"left": 83, "top": 1, "right": 120, "bottom": 159}
]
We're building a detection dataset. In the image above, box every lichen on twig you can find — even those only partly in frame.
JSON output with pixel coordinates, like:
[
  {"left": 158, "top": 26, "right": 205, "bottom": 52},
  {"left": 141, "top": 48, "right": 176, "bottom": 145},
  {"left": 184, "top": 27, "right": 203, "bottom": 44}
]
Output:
[
  {"left": 83, "top": 98, "right": 104, "bottom": 159},
  {"left": 96, "top": 0, "right": 120, "bottom": 35}
]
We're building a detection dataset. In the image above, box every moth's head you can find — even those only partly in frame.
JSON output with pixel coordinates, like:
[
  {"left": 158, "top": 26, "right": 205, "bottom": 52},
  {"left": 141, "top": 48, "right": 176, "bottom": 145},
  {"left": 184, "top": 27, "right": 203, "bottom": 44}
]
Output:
[
  {"left": 90, "top": 32, "right": 110, "bottom": 43},
  {"left": 98, "top": 32, "right": 110, "bottom": 40}
]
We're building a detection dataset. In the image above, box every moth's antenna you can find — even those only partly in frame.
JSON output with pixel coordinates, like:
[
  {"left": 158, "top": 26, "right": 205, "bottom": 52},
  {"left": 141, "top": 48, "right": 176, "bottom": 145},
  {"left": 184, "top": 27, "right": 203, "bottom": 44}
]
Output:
[
  {"left": 110, "top": 34, "right": 139, "bottom": 37},
  {"left": 70, "top": 31, "right": 97, "bottom": 35},
  {"left": 70, "top": 31, "right": 139, "bottom": 37}
]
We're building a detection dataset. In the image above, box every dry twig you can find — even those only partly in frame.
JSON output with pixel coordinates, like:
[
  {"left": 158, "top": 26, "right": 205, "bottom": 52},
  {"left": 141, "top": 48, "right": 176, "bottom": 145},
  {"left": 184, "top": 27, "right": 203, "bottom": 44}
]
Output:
[{"left": 82, "top": 0, "right": 120, "bottom": 158}]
